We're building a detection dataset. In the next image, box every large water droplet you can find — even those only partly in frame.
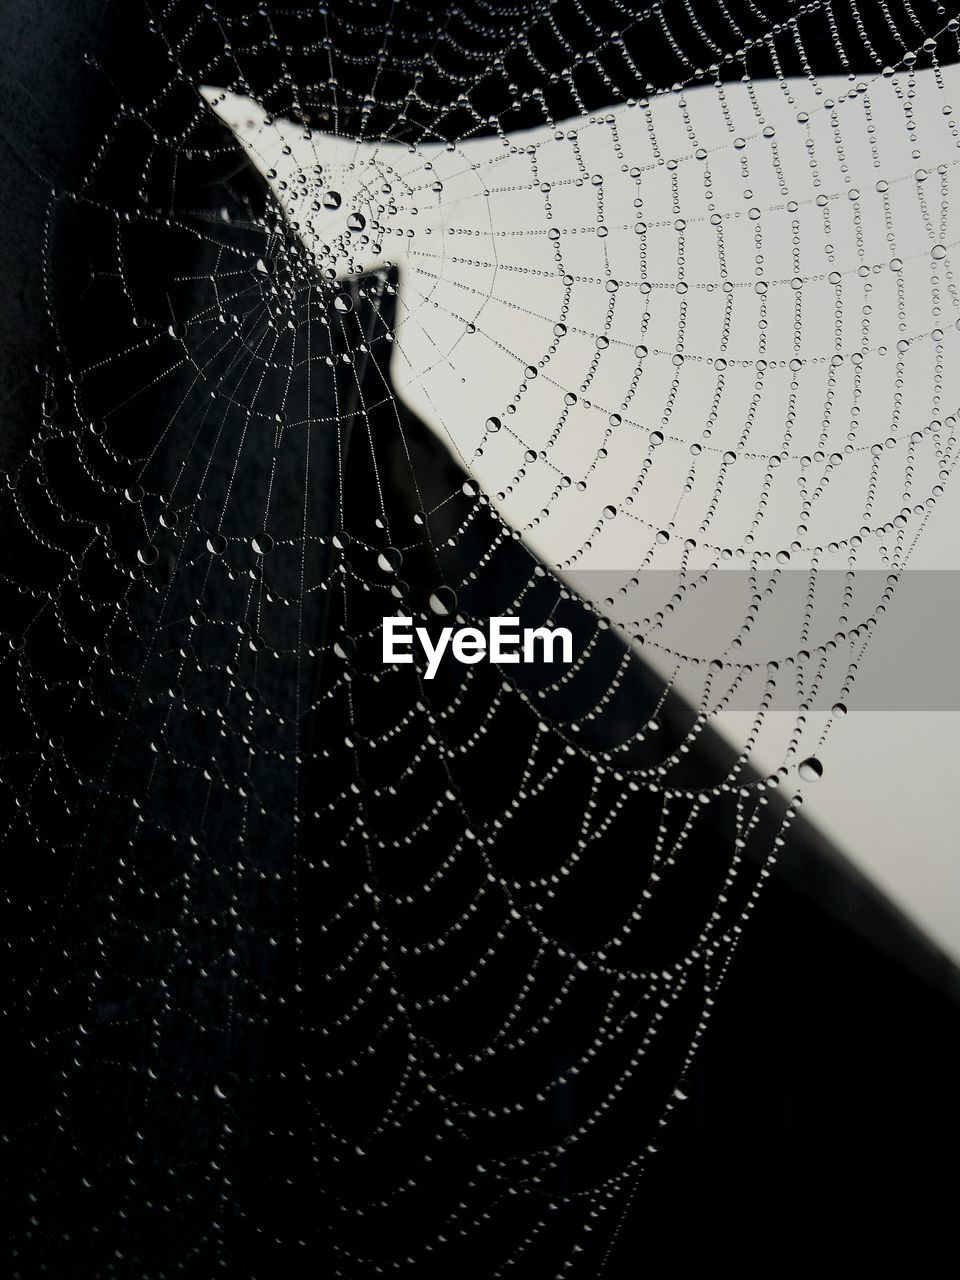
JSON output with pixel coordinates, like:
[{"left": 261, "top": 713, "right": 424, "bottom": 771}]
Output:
[
  {"left": 428, "top": 586, "right": 458, "bottom": 616},
  {"left": 798, "top": 757, "right": 823, "bottom": 782}
]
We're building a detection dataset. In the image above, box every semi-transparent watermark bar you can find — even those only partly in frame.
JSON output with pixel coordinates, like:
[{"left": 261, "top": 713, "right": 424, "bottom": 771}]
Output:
[{"left": 562, "top": 569, "right": 960, "bottom": 712}]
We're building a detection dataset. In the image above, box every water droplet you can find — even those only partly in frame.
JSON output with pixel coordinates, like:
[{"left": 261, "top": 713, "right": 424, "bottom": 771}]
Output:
[
  {"left": 798, "top": 757, "right": 823, "bottom": 782},
  {"left": 378, "top": 547, "right": 403, "bottom": 573},
  {"left": 428, "top": 587, "right": 457, "bottom": 616},
  {"left": 323, "top": 190, "right": 342, "bottom": 210}
]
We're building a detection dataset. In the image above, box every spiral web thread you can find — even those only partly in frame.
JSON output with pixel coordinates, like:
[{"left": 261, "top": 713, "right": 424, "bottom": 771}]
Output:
[{"left": 2, "top": 1, "right": 959, "bottom": 1275}]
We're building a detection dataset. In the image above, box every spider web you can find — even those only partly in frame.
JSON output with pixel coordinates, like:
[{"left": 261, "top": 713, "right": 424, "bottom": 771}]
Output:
[{"left": 2, "top": 2, "right": 959, "bottom": 1276}]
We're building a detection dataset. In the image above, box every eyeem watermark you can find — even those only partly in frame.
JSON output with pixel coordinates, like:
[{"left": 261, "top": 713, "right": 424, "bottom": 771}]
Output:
[{"left": 383, "top": 616, "right": 573, "bottom": 679}]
